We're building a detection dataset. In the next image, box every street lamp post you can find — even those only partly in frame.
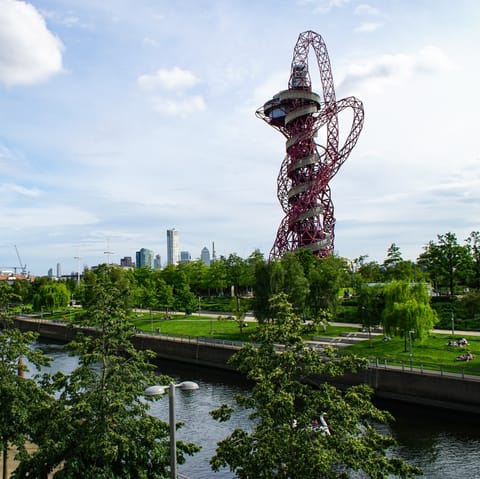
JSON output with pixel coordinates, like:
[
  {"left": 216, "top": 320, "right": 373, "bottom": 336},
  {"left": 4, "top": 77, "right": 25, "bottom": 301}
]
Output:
[
  {"left": 451, "top": 311, "right": 455, "bottom": 336},
  {"left": 144, "top": 381, "right": 200, "bottom": 479},
  {"left": 408, "top": 330, "right": 414, "bottom": 370}
]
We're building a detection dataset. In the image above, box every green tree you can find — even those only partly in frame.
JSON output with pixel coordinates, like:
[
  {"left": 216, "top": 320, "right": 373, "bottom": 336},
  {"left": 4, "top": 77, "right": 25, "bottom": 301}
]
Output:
[
  {"left": 15, "top": 272, "right": 199, "bottom": 478},
  {"left": 161, "top": 265, "right": 196, "bottom": 312},
  {"left": 383, "top": 243, "right": 403, "bottom": 269},
  {"left": 205, "top": 258, "right": 228, "bottom": 296},
  {"left": 357, "top": 284, "right": 385, "bottom": 346},
  {"left": 465, "top": 231, "right": 480, "bottom": 289},
  {"left": 382, "top": 244, "right": 415, "bottom": 282},
  {"left": 382, "top": 281, "right": 437, "bottom": 351},
  {"left": 152, "top": 272, "right": 175, "bottom": 316},
  {"left": 251, "top": 257, "right": 272, "bottom": 322},
  {"left": 32, "top": 282, "right": 70, "bottom": 314},
  {"left": 11, "top": 280, "right": 32, "bottom": 309},
  {"left": 224, "top": 254, "right": 250, "bottom": 319},
  {"left": 177, "top": 260, "right": 209, "bottom": 296},
  {"left": 210, "top": 293, "right": 421, "bottom": 479},
  {"left": 0, "top": 285, "right": 50, "bottom": 479},
  {"left": 252, "top": 258, "right": 287, "bottom": 323},
  {"left": 418, "top": 232, "right": 471, "bottom": 295},
  {"left": 280, "top": 252, "right": 309, "bottom": 316},
  {"left": 306, "top": 254, "right": 348, "bottom": 320},
  {"left": 356, "top": 260, "right": 384, "bottom": 285}
]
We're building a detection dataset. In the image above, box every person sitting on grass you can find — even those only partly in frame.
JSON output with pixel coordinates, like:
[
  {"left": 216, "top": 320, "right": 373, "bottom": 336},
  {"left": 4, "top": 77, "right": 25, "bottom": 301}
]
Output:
[{"left": 455, "top": 352, "right": 474, "bottom": 361}]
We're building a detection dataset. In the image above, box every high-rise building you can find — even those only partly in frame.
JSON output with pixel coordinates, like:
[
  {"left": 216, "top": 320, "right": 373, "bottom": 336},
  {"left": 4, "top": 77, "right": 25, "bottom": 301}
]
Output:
[
  {"left": 166, "top": 228, "right": 179, "bottom": 266},
  {"left": 180, "top": 251, "right": 191, "bottom": 262},
  {"left": 200, "top": 246, "right": 211, "bottom": 266},
  {"left": 120, "top": 256, "right": 133, "bottom": 268},
  {"left": 154, "top": 254, "right": 161, "bottom": 269},
  {"left": 56, "top": 263, "right": 62, "bottom": 278},
  {"left": 136, "top": 248, "right": 154, "bottom": 268}
]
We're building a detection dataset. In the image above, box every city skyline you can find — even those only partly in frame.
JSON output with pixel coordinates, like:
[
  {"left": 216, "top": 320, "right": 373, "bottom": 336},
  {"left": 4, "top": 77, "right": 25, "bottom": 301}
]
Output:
[
  {"left": 1, "top": 1, "right": 479, "bottom": 275},
  {"left": 41, "top": 242, "right": 213, "bottom": 277}
]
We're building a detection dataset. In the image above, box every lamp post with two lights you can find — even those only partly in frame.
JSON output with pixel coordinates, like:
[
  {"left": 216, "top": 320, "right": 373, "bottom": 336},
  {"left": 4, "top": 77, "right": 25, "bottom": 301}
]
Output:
[{"left": 144, "top": 381, "right": 200, "bottom": 479}]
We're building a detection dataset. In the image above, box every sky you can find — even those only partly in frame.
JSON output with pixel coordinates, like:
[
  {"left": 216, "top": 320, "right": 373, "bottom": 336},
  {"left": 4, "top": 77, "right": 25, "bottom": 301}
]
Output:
[{"left": 1, "top": 0, "right": 479, "bottom": 276}]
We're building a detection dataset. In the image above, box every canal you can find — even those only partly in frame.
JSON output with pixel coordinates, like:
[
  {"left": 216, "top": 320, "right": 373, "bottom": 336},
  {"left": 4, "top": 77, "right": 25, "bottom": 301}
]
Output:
[{"left": 30, "top": 341, "right": 480, "bottom": 478}]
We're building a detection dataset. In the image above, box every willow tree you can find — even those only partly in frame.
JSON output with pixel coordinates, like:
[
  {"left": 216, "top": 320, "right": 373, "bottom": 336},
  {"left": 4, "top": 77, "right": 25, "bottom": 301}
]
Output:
[
  {"left": 210, "top": 293, "right": 421, "bottom": 479},
  {"left": 382, "top": 281, "right": 437, "bottom": 352}
]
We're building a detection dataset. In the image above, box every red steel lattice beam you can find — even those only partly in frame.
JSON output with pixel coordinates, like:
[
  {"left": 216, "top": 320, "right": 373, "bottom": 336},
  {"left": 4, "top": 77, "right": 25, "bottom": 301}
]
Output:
[{"left": 256, "top": 30, "right": 364, "bottom": 259}]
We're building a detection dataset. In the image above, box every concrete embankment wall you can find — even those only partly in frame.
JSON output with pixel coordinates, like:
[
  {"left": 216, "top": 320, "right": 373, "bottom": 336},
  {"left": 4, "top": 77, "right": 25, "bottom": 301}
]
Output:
[
  {"left": 13, "top": 317, "right": 480, "bottom": 414},
  {"left": 316, "top": 367, "right": 480, "bottom": 414},
  {"left": 13, "top": 317, "right": 238, "bottom": 370}
]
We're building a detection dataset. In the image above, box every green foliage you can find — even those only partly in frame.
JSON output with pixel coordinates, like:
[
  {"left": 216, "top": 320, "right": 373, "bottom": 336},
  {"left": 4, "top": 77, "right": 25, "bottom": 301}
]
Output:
[
  {"left": 32, "top": 281, "right": 70, "bottom": 313},
  {"left": 431, "top": 294, "right": 480, "bottom": 331},
  {"left": 0, "top": 286, "right": 51, "bottom": 479},
  {"left": 418, "top": 232, "right": 472, "bottom": 295},
  {"left": 357, "top": 284, "right": 385, "bottom": 329},
  {"left": 305, "top": 254, "right": 348, "bottom": 319},
  {"left": 382, "top": 282, "right": 437, "bottom": 351},
  {"left": 15, "top": 269, "right": 199, "bottom": 478},
  {"left": 210, "top": 293, "right": 421, "bottom": 479},
  {"left": 252, "top": 252, "right": 348, "bottom": 323},
  {"left": 280, "top": 252, "right": 310, "bottom": 315}
]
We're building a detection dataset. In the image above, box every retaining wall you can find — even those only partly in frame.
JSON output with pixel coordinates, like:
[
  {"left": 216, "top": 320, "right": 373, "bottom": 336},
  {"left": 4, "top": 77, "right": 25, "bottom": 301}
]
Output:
[{"left": 13, "top": 317, "right": 480, "bottom": 414}]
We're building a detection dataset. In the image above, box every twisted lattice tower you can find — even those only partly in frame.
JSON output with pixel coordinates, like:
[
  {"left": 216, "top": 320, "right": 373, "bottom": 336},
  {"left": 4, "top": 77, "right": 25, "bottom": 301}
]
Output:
[{"left": 256, "top": 31, "right": 364, "bottom": 259}]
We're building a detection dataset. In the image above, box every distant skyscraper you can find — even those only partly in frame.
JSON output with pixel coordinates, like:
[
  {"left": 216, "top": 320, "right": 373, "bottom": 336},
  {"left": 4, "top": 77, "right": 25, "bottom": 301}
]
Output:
[
  {"left": 200, "top": 246, "right": 211, "bottom": 266},
  {"left": 167, "top": 228, "right": 179, "bottom": 266},
  {"left": 56, "top": 263, "right": 62, "bottom": 278},
  {"left": 154, "top": 254, "right": 161, "bottom": 269},
  {"left": 120, "top": 256, "right": 133, "bottom": 268},
  {"left": 180, "top": 251, "right": 191, "bottom": 262},
  {"left": 48, "top": 267, "right": 53, "bottom": 278},
  {"left": 136, "top": 248, "right": 154, "bottom": 268}
]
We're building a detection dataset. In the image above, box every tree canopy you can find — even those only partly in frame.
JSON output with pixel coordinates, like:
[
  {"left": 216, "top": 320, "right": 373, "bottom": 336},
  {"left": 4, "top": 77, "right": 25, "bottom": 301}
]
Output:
[
  {"left": 13, "top": 268, "right": 199, "bottom": 478},
  {"left": 382, "top": 281, "right": 437, "bottom": 351},
  {"left": 210, "top": 293, "right": 421, "bottom": 479}
]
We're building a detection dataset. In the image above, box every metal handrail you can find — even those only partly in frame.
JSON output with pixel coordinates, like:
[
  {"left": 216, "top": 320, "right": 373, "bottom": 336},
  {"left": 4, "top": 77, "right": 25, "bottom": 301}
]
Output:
[{"left": 368, "top": 356, "right": 480, "bottom": 380}]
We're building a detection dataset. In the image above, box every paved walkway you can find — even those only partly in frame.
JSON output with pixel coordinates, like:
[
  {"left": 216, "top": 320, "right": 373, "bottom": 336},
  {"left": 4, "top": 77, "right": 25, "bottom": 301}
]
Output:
[{"left": 309, "top": 323, "right": 480, "bottom": 349}]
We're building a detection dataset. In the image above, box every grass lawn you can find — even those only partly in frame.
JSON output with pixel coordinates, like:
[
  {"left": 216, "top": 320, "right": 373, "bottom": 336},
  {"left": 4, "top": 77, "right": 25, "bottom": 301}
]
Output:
[
  {"left": 130, "top": 313, "right": 258, "bottom": 342},
  {"left": 313, "top": 325, "right": 362, "bottom": 338},
  {"left": 130, "top": 313, "right": 361, "bottom": 343},
  {"left": 342, "top": 332, "right": 480, "bottom": 373}
]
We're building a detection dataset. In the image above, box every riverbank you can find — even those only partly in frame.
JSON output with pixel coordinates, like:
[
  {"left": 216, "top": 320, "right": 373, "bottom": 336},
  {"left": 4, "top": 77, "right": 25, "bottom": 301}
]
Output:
[{"left": 12, "top": 316, "right": 480, "bottom": 415}]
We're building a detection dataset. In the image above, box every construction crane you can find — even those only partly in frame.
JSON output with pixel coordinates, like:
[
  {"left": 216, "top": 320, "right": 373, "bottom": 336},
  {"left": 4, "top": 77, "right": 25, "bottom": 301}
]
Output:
[{"left": 14, "top": 245, "right": 27, "bottom": 275}]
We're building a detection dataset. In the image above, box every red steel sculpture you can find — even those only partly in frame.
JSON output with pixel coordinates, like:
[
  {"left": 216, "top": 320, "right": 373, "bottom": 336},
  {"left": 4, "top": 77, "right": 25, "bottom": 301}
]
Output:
[{"left": 256, "top": 30, "right": 364, "bottom": 259}]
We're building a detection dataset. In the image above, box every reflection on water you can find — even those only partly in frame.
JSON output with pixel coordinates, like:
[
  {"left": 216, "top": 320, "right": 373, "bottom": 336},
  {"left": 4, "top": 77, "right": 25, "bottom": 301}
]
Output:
[
  {"left": 30, "top": 341, "right": 480, "bottom": 479},
  {"left": 376, "top": 399, "right": 480, "bottom": 479}
]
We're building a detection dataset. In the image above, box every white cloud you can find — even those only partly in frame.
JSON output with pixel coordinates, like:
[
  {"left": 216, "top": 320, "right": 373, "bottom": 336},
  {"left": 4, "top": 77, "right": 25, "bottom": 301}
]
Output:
[
  {"left": 1, "top": 183, "right": 41, "bottom": 197},
  {"left": 354, "top": 22, "right": 383, "bottom": 33},
  {"left": 143, "top": 37, "right": 159, "bottom": 47},
  {"left": 339, "top": 46, "right": 454, "bottom": 93},
  {"left": 415, "top": 46, "right": 455, "bottom": 74},
  {"left": 0, "top": 205, "right": 98, "bottom": 230},
  {"left": 298, "top": 0, "right": 350, "bottom": 14},
  {"left": 151, "top": 95, "right": 206, "bottom": 117},
  {"left": 137, "top": 66, "right": 199, "bottom": 91},
  {"left": 0, "top": 0, "right": 64, "bottom": 86},
  {"left": 354, "top": 4, "right": 380, "bottom": 16}
]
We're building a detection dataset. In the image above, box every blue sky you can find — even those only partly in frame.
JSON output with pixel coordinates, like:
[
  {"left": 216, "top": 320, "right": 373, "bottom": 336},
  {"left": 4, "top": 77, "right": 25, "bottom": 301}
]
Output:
[{"left": 1, "top": 0, "right": 479, "bottom": 275}]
